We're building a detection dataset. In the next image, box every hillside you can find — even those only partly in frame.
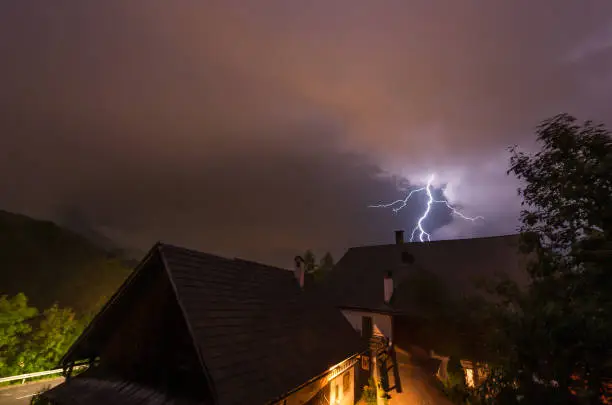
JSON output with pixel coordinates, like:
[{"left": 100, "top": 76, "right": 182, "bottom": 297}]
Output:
[{"left": 0, "top": 210, "right": 133, "bottom": 314}]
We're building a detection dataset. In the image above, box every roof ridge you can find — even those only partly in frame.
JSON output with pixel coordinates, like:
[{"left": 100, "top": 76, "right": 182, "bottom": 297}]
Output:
[
  {"left": 156, "top": 244, "right": 220, "bottom": 404},
  {"left": 157, "top": 242, "right": 235, "bottom": 262},
  {"left": 158, "top": 242, "right": 293, "bottom": 274},
  {"left": 348, "top": 233, "right": 520, "bottom": 249},
  {"left": 232, "top": 257, "right": 291, "bottom": 272}
]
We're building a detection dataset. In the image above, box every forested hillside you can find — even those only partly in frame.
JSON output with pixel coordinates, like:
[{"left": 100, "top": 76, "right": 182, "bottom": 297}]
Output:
[{"left": 0, "top": 210, "right": 133, "bottom": 314}]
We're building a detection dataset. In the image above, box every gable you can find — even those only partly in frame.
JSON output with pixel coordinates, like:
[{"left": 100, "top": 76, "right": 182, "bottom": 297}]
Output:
[{"left": 60, "top": 246, "right": 213, "bottom": 402}]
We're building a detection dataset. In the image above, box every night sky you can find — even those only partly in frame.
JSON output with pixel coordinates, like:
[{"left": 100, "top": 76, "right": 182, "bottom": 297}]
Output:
[{"left": 1, "top": 1, "right": 611, "bottom": 266}]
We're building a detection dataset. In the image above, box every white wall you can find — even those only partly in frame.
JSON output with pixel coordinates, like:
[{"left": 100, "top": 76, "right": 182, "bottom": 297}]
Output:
[
  {"left": 329, "top": 367, "right": 354, "bottom": 405},
  {"left": 341, "top": 309, "right": 393, "bottom": 341},
  {"left": 279, "top": 364, "right": 356, "bottom": 405}
]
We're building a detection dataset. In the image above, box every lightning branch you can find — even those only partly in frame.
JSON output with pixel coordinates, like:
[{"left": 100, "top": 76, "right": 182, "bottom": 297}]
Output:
[{"left": 369, "top": 174, "right": 484, "bottom": 242}]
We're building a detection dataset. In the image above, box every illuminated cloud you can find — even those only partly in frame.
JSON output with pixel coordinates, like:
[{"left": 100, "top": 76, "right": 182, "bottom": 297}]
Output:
[{"left": 1, "top": 0, "right": 611, "bottom": 264}]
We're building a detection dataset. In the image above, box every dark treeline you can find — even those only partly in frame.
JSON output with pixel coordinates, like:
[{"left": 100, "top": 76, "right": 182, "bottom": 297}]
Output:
[{"left": 300, "top": 250, "right": 335, "bottom": 282}]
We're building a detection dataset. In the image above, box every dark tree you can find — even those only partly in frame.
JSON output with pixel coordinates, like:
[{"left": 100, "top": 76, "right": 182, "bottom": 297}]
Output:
[
  {"left": 318, "top": 252, "right": 334, "bottom": 273},
  {"left": 482, "top": 114, "right": 612, "bottom": 404},
  {"left": 300, "top": 250, "right": 335, "bottom": 283},
  {"left": 302, "top": 250, "right": 317, "bottom": 274},
  {"left": 509, "top": 113, "right": 612, "bottom": 272}
]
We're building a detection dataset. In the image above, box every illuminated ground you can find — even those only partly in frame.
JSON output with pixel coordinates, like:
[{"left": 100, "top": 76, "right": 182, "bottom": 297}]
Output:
[{"left": 388, "top": 348, "right": 454, "bottom": 405}]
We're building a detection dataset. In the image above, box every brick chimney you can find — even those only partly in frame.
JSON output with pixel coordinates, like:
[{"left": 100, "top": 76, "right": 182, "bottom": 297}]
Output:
[
  {"left": 293, "top": 256, "right": 305, "bottom": 288},
  {"left": 384, "top": 271, "right": 393, "bottom": 304},
  {"left": 395, "top": 230, "right": 404, "bottom": 244}
]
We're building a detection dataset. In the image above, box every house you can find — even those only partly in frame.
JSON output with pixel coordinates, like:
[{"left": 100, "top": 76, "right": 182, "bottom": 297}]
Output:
[
  {"left": 316, "top": 230, "right": 531, "bottom": 389},
  {"left": 42, "top": 243, "right": 367, "bottom": 405}
]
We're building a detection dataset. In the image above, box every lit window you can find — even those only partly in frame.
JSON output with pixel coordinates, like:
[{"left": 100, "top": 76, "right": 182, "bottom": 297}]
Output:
[{"left": 361, "top": 356, "right": 370, "bottom": 370}]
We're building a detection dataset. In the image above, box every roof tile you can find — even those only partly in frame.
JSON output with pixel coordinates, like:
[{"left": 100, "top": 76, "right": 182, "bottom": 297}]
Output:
[
  {"left": 318, "top": 234, "right": 530, "bottom": 313},
  {"left": 158, "top": 244, "right": 365, "bottom": 405}
]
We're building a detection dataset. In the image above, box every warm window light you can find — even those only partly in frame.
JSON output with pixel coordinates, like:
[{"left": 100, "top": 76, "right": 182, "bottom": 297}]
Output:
[{"left": 465, "top": 368, "right": 475, "bottom": 388}]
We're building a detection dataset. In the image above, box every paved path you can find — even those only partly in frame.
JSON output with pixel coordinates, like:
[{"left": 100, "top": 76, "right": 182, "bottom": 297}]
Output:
[
  {"left": 0, "top": 378, "right": 63, "bottom": 405},
  {"left": 388, "top": 349, "right": 455, "bottom": 405}
]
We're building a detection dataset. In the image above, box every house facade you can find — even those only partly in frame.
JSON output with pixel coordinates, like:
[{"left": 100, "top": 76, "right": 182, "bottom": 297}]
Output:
[
  {"left": 340, "top": 308, "right": 393, "bottom": 342},
  {"left": 42, "top": 243, "right": 366, "bottom": 405},
  {"left": 276, "top": 355, "right": 360, "bottom": 405},
  {"left": 317, "top": 230, "right": 530, "bottom": 389}
]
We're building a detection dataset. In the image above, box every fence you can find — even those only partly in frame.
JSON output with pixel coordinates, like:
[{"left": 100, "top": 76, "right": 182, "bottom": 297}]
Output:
[{"left": 0, "top": 366, "right": 86, "bottom": 385}]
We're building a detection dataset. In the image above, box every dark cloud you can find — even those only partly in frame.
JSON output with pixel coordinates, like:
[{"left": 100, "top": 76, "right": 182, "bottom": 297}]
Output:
[
  {"left": 9, "top": 123, "right": 453, "bottom": 266},
  {"left": 1, "top": 1, "right": 611, "bottom": 265}
]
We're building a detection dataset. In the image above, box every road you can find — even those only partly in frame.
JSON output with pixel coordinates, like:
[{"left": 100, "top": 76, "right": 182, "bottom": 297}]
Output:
[{"left": 0, "top": 378, "right": 63, "bottom": 405}]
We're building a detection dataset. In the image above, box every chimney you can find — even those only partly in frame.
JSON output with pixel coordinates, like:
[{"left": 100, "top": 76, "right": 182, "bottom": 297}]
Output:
[
  {"left": 394, "top": 230, "right": 404, "bottom": 244},
  {"left": 383, "top": 271, "right": 394, "bottom": 304},
  {"left": 293, "top": 256, "right": 305, "bottom": 288}
]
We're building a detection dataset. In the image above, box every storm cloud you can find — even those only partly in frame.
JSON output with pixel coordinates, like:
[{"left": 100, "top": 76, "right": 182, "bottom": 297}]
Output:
[{"left": 1, "top": 1, "right": 611, "bottom": 266}]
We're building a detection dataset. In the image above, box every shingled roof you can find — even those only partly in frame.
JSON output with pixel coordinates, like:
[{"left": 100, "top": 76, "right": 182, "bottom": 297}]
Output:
[
  {"left": 318, "top": 234, "right": 531, "bottom": 314},
  {"left": 48, "top": 243, "right": 365, "bottom": 405}
]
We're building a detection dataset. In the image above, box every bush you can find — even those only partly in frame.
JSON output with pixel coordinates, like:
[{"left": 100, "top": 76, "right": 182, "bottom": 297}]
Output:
[
  {"left": 362, "top": 376, "right": 391, "bottom": 405},
  {"left": 362, "top": 378, "right": 378, "bottom": 405},
  {"left": 441, "top": 357, "right": 470, "bottom": 404}
]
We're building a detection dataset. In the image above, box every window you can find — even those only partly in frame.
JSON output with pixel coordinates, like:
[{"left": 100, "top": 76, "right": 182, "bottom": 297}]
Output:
[
  {"left": 361, "top": 355, "right": 370, "bottom": 370},
  {"left": 343, "top": 371, "right": 351, "bottom": 393},
  {"left": 335, "top": 383, "right": 339, "bottom": 401}
]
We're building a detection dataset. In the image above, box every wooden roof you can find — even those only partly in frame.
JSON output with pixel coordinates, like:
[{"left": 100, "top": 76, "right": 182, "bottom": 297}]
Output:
[
  {"left": 51, "top": 243, "right": 365, "bottom": 405},
  {"left": 317, "top": 234, "right": 531, "bottom": 314}
]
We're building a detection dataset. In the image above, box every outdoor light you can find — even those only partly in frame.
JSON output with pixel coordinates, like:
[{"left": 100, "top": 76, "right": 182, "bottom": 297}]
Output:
[{"left": 465, "top": 368, "right": 475, "bottom": 388}]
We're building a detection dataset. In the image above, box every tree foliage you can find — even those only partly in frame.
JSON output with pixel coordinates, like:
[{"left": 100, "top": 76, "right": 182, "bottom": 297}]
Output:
[
  {"left": 394, "top": 270, "right": 494, "bottom": 363},
  {"left": 301, "top": 250, "right": 335, "bottom": 283},
  {"left": 0, "top": 293, "right": 37, "bottom": 373},
  {"left": 479, "top": 114, "right": 612, "bottom": 404},
  {"left": 509, "top": 113, "right": 612, "bottom": 274},
  {"left": 16, "top": 305, "right": 83, "bottom": 373},
  {"left": 319, "top": 252, "right": 335, "bottom": 273},
  {"left": 0, "top": 293, "right": 90, "bottom": 378},
  {"left": 302, "top": 250, "right": 317, "bottom": 274}
]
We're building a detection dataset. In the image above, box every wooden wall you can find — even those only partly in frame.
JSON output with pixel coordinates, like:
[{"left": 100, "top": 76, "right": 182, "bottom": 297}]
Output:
[{"left": 94, "top": 256, "right": 212, "bottom": 402}]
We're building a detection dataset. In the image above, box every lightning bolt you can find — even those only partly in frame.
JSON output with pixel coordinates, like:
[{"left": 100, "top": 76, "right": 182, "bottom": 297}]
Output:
[{"left": 369, "top": 174, "right": 484, "bottom": 242}]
